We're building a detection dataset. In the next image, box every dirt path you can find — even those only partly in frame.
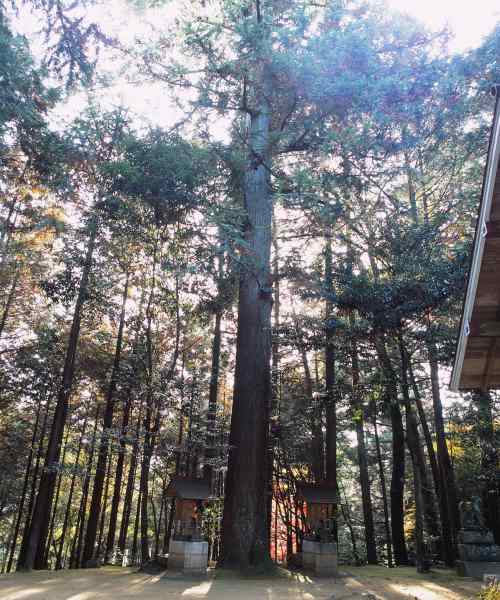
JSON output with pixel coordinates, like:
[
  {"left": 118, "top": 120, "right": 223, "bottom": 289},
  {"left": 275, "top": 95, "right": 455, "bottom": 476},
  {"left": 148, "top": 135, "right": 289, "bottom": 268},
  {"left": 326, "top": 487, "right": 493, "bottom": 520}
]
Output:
[{"left": 0, "top": 565, "right": 481, "bottom": 600}]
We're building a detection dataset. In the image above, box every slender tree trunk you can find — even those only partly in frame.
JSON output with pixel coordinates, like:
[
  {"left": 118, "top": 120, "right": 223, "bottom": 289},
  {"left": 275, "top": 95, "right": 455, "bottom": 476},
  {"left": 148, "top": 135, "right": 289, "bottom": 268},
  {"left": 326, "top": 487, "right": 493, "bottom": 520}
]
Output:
[
  {"left": 154, "top": 481, "right": 166, "bottom": 557},
  {"left": 399, "top": 338, "right": 439, "bottom": 541},
  {"left": 105, "top": 390, "right": 133, "bottom": 561},
  {"left": 139, "top": 406, "right": 153, "bottom": 565},
  {"left": 56, "top": 414, "right": 88, "bottom": 569},
  {"left": 338, "top": 481, "right": 360, "bottom": 565},
  {"left": 131, "top": 489, "right": 142, "bottom": 565},
  {"left": 19, "top": 219, "right": 97, "bottom": 571},
  {"left": 295, "top": 323, "right": 323, "bottom": 481},
  {"left": 6, "top": 399, "right": 42, "bottom": 572},
  {"left": 374, "top": 335, "right": 408, "bottom": 565},
  {"left": 17, "top": 395, "right": 53, "bottom": 570},
  {"left": 42, "top": 429, "right": 70, "bottom": 568},
  {"left": 409, "top": 361, "right": 454, "bottom": 566},
  {"left": 428, "top": 339, "right": 460, "bottom": 553},
  {"left": 350, "top": 321, "right": 377, "bottom": 564},
  {"left": 398, "top": 334, "right": 429, "bottom": 573},
  {"left": 267, "top": 225, "right": 280, "bottom": 544},
  {"left": 82, "top": 271, "right": 129, "bottom": 566},
  {"left": 220, "top": 55, "right": 273, "bottom": 569},
  {"left": 71, "top": 403, "right": 100, "bottom": 569},
  {"left": 96, "top": 452, "right": 113, "bottom": 559},
  {"left": 474, "top": 390, "right": 500, "bottom": 544},
  {"left": 324, "top": 234, "right": 336, "bottom": 487},
  {"left": 118, "top": 412, "right": 141, "bottom": 555},
  {"left": 0, "top": 267, "right": 20, "bottom": 342},
  {"left": 372, "top": 405, "right": 393, "bottom": 567},
  {"left": 203, "top": 250, "right": 224, "bottom": 485}
]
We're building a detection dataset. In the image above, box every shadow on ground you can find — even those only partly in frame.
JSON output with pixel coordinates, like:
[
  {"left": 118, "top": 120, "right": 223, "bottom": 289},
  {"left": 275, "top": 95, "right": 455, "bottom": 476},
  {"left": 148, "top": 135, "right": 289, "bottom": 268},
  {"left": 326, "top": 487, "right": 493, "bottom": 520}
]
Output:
[{"left": 0, "top": 564, "right": 481, "bottom": 600}]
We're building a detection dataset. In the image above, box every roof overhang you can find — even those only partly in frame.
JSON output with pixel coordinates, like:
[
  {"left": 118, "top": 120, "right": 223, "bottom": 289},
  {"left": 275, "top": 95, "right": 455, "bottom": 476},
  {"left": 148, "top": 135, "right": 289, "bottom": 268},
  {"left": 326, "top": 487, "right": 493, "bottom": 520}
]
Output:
[
  {"left": 165, "top": 476, "right": 211, "bottom": 500},
  {"left": 296, "top": 482, "right": 338, "bottom": 504},
  {"left": 451, "top": 86, "right": 500, "bottom": 391}
]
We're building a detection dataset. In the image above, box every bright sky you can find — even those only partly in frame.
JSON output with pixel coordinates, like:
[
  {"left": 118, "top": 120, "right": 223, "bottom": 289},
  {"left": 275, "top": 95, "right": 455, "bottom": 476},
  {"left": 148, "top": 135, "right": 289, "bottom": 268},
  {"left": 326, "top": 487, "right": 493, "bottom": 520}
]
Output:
[{"left": 387, "top": 0, "right": 500, "bottom": 51}]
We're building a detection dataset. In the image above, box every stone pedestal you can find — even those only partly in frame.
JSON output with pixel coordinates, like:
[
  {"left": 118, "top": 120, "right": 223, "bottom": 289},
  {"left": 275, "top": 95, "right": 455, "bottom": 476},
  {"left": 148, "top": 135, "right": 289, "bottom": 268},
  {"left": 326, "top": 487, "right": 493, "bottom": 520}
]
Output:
[
  {"left": 302, "top": 539, "right": 338, "bottom": 577},
  {"left": 168, "top": 540, "right": 208, "bottom": 575},
  {"left": 457, "top": 529, "right": 500, "bottom": 579}
]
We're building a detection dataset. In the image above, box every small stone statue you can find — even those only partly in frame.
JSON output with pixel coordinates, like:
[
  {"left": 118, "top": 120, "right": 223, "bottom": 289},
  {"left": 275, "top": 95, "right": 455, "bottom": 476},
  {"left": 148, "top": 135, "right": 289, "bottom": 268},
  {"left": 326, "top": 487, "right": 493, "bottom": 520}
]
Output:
[{"left": 459, "top": 496, "right": 486, "bottom": 531}]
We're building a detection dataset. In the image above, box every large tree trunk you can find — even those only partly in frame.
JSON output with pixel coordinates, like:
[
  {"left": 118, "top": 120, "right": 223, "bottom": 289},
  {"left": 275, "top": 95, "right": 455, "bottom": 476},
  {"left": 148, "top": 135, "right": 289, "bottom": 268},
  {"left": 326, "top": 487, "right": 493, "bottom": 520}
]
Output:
[
  {"left": 220, "top": 60, "right": 273, "bottom": 569},
  {"left": 82, "top": 270, "right": 129, "bottom": 566},
  {"left": 19, "top": 219, "right": 97, "bottom": 571}
]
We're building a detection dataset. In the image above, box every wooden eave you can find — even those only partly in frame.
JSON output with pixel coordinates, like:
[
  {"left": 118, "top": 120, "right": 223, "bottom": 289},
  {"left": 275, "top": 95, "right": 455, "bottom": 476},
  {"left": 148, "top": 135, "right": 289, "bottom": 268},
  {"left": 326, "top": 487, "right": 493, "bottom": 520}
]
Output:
[
  {"left": 451, "top": 87, "right": 500, "bottom": 391},
  {"left": 296, "top": 482, "right": 339, "bottom": 504},
  {"left": 165, "top": 476, "right": 211, "bottom": 501}
]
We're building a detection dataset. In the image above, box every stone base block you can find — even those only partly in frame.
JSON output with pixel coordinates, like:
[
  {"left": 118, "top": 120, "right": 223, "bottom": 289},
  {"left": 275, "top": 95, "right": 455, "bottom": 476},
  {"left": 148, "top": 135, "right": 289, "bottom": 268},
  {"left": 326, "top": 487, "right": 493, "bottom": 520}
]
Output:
[
  {"left": 302, "top": 540, "right": 338, "bottom": 577},
  {"left": 457, "top": 560, "right": 500, "bottom": 579},
  {"left": 458, "top": 543, "right": 500, "bottom": 562},
  {"left": 168, "top": 540, "right": 208, "bottom": 575},
  {"left": 459, "top": 531, "right": 494, "bottom": 545}
]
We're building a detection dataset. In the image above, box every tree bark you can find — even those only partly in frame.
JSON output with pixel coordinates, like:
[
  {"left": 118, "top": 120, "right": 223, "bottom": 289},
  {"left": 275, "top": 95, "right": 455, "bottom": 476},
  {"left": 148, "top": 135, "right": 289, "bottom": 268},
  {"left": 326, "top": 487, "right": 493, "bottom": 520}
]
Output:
[
  {"left": 17, "top": 395, "right": 53, "bottom": 570},
  {"left": 118, "top": 410, "right": 141, "bottom": 555},
  {"left": 70, "top": 403, "right": 100, "bottom": 569},
  {"left": 398, "top": 334, "right": 429, "bottom": 573},
  {"left": 474, "top": 390, "right": 500, "bottom": 544},
  {"left": 18, "top": 219, "right": 97, "bottom": 571},
  {"left": 374, "top": 334, "right": 408, "bottom": 565},
  {"left": 428, "top": 340, "right": 460, "bottom": 553},
  {"left": 203, "top": 250, "right": 224, "bottom": 485},
  {"left": 324, "top": 234, "right": 336, "bottom": 487},
  {"left": 82, "top": 270, "right": 129, "bottom": 566},
  {"left": 350, "top": 319, "right": 377, "bottom": 564},
  {"left": 220, "top": 54, "right": 273, "bottom": 569},
  {"left": 372, "top": 403, "right": 393, "bottom": 567},
  {"left": 56, "top": 414, "right": 88, "bottom": 569},
  {"left": 0, "top": 267, "right": 20, "bottom": 342},
  {"left": 409, "top": 359, "right": 454, "bottom": 566},
  {"left": 399, "top": 338, "right": 439, "bottom": 541},
  {"left": 6, "top": 398, "right": 42, "bottom": 572},
  {"left": 41, "top": 428, "right": 70, "bottom": 568},
  {"left": 105, "top": 388, "right": 133, "bottom": 561}
]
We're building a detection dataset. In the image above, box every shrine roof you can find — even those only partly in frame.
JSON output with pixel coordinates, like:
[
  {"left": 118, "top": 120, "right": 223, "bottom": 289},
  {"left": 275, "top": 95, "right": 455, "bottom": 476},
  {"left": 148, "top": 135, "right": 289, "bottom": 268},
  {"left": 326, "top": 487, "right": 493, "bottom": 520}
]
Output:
[
  {"left": 165, "top": 476, "right": 211, "bottom": 500},
  {"left": 296, "top": 482, "right": 338, "bottom": 504}
]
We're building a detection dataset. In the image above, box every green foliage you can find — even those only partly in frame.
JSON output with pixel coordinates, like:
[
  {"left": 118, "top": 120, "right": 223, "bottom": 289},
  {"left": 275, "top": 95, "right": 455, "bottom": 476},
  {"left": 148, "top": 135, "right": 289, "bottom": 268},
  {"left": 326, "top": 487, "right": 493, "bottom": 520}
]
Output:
[{"left": 479, "top": 583, "right": 500, "bottom": 600}]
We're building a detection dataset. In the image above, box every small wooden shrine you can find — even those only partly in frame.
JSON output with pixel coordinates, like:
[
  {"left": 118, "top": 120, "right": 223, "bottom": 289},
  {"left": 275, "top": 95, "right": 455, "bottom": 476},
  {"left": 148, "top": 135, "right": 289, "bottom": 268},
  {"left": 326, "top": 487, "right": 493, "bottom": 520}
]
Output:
[
  {"left": 296, "top": 482, "right": 338, "bottom": 577},
  {"left": 296, "top": 482, "right": 338, "bottom": 541},
  {"left": 166, "top": 476, "right": 211, "bottom": 541},
  {"left": 165, "top": 476, "right": 211, "bottom": 574}
]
